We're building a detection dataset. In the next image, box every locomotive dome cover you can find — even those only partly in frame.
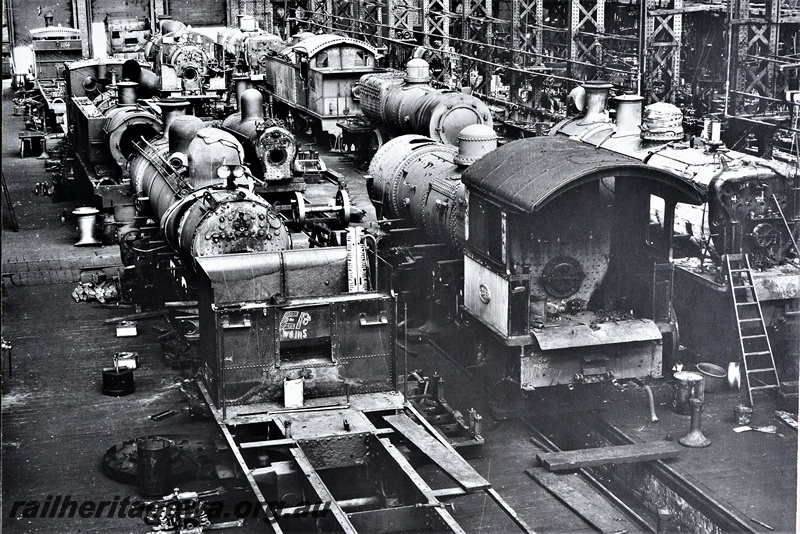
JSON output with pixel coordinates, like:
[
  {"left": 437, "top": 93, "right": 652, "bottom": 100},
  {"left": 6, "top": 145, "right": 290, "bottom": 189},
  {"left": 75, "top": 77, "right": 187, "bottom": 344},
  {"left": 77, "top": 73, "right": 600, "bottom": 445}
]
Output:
[{"left": 462, "top": 136, "right": 706, "bottom": 213}]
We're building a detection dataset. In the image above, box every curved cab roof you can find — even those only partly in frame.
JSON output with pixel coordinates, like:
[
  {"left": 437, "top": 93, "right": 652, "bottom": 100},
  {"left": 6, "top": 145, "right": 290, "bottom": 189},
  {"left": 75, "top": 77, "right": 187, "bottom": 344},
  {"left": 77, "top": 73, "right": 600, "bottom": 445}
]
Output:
[{"left": 462, "top": 136, "right": 706, "bottom": 212}]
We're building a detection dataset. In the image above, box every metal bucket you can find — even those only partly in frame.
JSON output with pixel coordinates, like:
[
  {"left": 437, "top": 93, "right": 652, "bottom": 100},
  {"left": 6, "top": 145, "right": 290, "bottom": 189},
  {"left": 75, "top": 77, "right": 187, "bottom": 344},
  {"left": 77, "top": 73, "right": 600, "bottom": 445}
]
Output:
[
  {"left": 137, "top": 437, "right": 173, "bottom": 497},
  {"left": 671, "top": 371, "right": 704, "bottom": 415},
  {"left": 696, "top": 362, "right": 727, "bottom": 393},
  {"left": 102, "top": 367, "right": 135, "bottom": 396}
]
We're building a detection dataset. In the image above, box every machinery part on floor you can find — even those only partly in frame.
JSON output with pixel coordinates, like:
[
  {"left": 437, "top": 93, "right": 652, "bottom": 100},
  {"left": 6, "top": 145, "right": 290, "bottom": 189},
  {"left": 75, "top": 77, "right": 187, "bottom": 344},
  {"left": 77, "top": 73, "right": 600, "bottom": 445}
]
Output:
[
  {"left": 644, "top": 385, "right": 659, "bottom": 423},
  {"left": 137, "top": 437, "right": 174, "bottom": 497},
  {"left": 72, "top": 207, "right": 101, "bottom": 246},
  {"left": 679, "top": 398, "right": 711, "bottom": 447},
  {"left": 101, "top": 435, "right": 219, "bottom": 484}
]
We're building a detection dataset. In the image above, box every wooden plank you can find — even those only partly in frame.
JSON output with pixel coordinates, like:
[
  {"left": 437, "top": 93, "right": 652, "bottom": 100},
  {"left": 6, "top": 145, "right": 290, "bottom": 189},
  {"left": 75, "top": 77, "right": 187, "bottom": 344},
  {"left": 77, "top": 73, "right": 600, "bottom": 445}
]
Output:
[
  {"left": 526, "top": 467, "right": 627, "bottom": 534},
  {"left": 383, "top": 414, "right": 489, "bottom": 492},
  {"left": 537, "top": 441, "right": 683, "bottom": 471}
]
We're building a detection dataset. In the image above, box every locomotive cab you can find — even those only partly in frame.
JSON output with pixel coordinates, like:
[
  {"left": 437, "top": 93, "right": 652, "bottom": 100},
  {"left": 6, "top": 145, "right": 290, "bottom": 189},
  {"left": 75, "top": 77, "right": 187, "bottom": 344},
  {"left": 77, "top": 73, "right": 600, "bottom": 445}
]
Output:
[{"left": 460, "top": 136, "right": 705, "bottom": 389}]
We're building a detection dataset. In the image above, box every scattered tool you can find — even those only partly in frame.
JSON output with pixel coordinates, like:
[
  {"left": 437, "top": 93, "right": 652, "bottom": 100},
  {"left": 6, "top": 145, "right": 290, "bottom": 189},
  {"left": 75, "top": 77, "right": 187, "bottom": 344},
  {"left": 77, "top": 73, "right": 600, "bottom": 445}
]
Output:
[
  {"left": 150, "top": 410, "right": 178, "bottom": 422},
  {"left": 774, "top": 410, "right": 798, "bottom": 430},
  {"left": 733, "top": 425, "right": 777, "bottom": 434}
]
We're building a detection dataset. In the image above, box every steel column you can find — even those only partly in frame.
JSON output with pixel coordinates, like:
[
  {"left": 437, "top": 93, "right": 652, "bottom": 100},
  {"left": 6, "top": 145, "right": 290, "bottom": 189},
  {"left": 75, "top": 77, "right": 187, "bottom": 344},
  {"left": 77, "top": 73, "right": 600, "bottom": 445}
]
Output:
[
  {"left": 642, "top": 0, "right": 683, "bottom": 103},
  {"left": 461, "top": 0, "right": 493, "bottom": 94}
]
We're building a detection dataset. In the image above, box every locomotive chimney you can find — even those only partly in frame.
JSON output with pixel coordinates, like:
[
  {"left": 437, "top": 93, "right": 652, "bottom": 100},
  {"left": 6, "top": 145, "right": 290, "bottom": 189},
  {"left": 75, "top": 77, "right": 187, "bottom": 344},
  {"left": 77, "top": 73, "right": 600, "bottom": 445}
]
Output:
[
  {"left": 168, "top": 116, "right": 205, "bottom": 155},
  {"left": 233, "top": 76, "right": 253, "bottom": 110},
  {"left": 454, "top": 124, "right": 498, "bottom": 166},
  {"left": 405, "top": 58, "right": 431, "bottom": 84},
  {"left": 157, "top": 99, "right": 191, "bottom": 141},
  {"left": 240, "top": 88, "right": 265, "bottom": 122},
  {"left": 578, "top": 80, "right": 613, "bottom": 125},
  {"left": 614, "top": 94, "right": 643, "bottom": 136},
  {"left": 116, "top": 81, "right": 139, "bottom": 106},
  {"left": 97, "top": 58, "right": 108, "bottom": 81},
  {"left": 44, "top": 13, "right": 54, "bottom": 27}
]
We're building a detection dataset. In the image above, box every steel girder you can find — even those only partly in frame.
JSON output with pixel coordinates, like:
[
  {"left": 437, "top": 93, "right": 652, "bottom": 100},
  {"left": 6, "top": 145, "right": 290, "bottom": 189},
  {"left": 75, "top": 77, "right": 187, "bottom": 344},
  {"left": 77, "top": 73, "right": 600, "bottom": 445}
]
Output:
[
  {"left": 569, "top": 0, "right": 605, "bottom": 73},
  {"left": 461, "top": 0, "right": 493, "bottom": 94},
  {"left": 331, "top": 0, "right": 356, "bottom": 34},
  {"left": 356, "top": 0, "right": 384, "bottom": 47},
  {"left": 387, "top": 0, "right": 420, "bottom": 68},
  {"left": 307, "top": 0, "right": 333, "bottom": 32},
  {"left": 642, "top": 0, "right": 683, "bottom": 104},
  {"left": 729, "top": 0, "right": 780, "bottom": 116},
  {"left": 422, "top": 0, "right": 453, "bottom": 85}
]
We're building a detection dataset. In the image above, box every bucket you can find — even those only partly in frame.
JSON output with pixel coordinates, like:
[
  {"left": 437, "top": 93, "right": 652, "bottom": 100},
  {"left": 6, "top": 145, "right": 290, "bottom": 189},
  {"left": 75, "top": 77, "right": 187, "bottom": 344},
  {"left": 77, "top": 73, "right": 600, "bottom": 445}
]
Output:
[
  {"left": 137, "top": 437, "right": 173, "bottom": 497},
  {"left": 734, "top": 404, "right": 753, "bottom": 425},
  {"left": 102, "top": 367, "right": 135, "bottom": 396},
  {"left": 696, "top": 363, "right": 727, "bottom": 392},
  {"left": 671, "top": 371, "right": 704, "bottom": 415}
]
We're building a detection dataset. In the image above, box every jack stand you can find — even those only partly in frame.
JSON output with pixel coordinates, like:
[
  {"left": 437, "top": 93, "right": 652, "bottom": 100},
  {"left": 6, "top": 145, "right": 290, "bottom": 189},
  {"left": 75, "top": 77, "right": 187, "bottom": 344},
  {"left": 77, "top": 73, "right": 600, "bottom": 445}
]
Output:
[{"left": 679, "top": 397, "right": 711, "bottom": 448}]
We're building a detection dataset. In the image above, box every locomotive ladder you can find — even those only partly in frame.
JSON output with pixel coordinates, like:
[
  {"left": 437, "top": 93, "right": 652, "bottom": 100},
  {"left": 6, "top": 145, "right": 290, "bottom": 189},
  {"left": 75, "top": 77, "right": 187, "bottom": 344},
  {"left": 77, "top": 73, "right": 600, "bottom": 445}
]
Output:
[{"left": 725, "top": 254, "right": 781, "bottom": 406}]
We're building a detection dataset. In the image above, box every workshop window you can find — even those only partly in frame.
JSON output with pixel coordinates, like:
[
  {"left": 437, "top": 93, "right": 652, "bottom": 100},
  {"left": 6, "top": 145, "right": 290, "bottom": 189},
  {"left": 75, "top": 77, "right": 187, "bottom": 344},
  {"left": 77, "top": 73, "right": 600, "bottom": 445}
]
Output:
[
  {"left": 647, "top": 194, "right": 666, "bottom": 248},
  {"left": 469, "top": 195, "right": 504, "bottom": 264},
  {"left": 354, "top": 50, "right": 367, "bottom": 66}
]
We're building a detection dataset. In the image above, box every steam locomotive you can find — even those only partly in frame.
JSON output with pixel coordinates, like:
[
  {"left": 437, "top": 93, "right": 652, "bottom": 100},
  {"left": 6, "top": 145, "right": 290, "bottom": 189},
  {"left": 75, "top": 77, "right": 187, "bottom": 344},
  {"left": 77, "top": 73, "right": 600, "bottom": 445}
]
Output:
[
  {"left": 214, "top": 20, "right": 494, "bottom": 161},
  {"left": 368, "top": 81, "right": 799, "bottom": 401},
  {"left": 102, "top": 48, "right": 514, "bottom": 534},
  {"left": 549, "top": 82, "right": 799, "bottom": 383},
  {"left": 144, "top": 18, "right": 226, "bottom": 108}
]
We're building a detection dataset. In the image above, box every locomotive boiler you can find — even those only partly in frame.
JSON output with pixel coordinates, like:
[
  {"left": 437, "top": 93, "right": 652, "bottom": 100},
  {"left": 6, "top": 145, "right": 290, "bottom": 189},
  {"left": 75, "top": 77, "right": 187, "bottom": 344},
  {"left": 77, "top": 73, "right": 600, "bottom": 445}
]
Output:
[
  {"left": 358, "top": 59, "right": 494, "bottom": 150},
  {"left": 120, "top": 113, "right": 290, "bottom": 306},
  {"left": 220, "top": 88, "right": 305, "bottom": 193}
]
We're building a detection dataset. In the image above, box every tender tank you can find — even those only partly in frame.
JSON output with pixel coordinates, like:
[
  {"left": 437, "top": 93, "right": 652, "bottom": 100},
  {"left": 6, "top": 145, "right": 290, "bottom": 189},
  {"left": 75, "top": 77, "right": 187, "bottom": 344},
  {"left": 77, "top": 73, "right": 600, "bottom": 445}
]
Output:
[
  {"left": 359, "top": 59, "right": 493, "bottom": 146},
  {"left": 221, "top": 88, "right": 297, "bottom": 182},
  {"left": 369, "top": 124, "right": 498, "bottom": 248}
]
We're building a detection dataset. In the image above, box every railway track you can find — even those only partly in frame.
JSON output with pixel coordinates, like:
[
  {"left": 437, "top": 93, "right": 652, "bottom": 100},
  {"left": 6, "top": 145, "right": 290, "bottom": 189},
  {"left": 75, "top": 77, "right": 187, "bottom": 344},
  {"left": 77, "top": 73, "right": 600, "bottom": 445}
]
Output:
[{"left": 420, "top": 337, "right": 758, "bottom": 534}]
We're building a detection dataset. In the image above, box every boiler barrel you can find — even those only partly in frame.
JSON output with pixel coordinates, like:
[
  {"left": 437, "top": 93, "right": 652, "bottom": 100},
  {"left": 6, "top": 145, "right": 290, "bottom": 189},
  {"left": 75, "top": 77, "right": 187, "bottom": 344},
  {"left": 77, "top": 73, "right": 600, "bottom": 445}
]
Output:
[{"left": 369, "top": 134, "right": 466, "bottom": 248}]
